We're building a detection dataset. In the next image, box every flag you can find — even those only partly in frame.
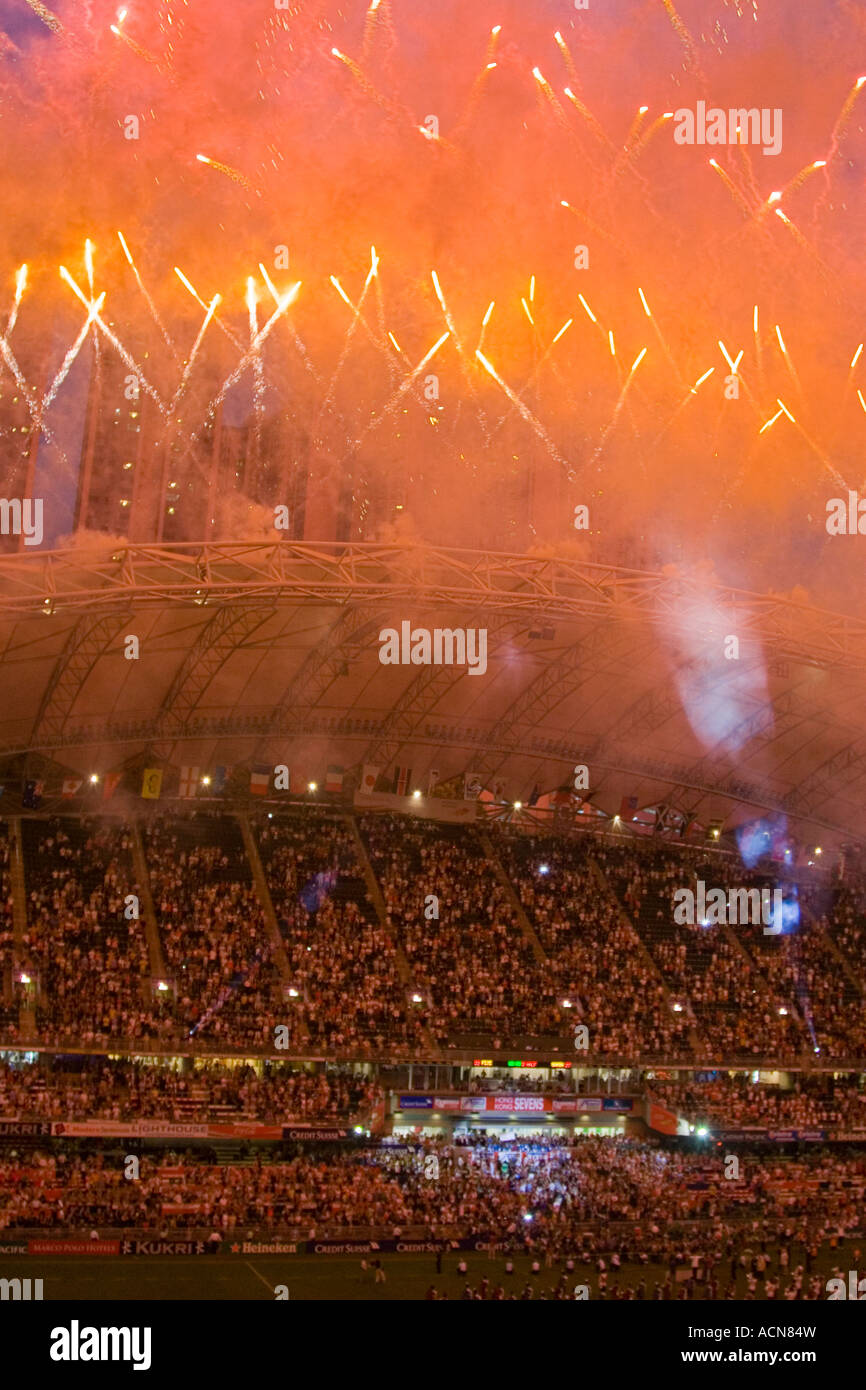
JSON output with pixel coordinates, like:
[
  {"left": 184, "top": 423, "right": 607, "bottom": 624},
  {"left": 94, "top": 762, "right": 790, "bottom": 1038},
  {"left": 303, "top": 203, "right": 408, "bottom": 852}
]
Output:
[
  {"left": 22, "top": 779, "right": 43, "bottom": 809},
  {"left": 619, "top": 795, "right": 639, "bottom": 820},
  {"left": 528, "top": 784, "right": 541, "bottom": 807},
  {"left": 103, "top": 771, "right": 122, "bottom": 802},
  {"left": 393, "top": 765, "right": 413, "bottom": 796},
  {"left": 179, "top": 766, "right": 200, "bottom": 798},
  {"left": 325, "top": 765, "right": 344, "bottom": 792},
  {"left": 427, "top": 768, "right": 440, "bottom": 796},
  {"left": 61, "top": 778, "right": 83, "bottom": 799},
  {"left": 141, "top": 768, "right": 163, "bottom": 800},
  {"left": 463, "top": 771, "right": 482, "bottom": 800},
  {"left": 213, "top": 765, "right": 230, "bottom": 794},
  {"left": 250, "top": 766, "right": 270, "bottom": 796},
  {"left": 360, "top": 764, "right": 381, "bottom": 795}
]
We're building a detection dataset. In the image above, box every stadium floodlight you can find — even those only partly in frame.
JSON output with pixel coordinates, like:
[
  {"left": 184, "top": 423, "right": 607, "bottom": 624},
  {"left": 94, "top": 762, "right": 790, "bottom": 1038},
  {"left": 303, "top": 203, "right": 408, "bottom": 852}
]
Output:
[
  {"left": 308, "top": 781, "right": 317, "bottom": 792},
  {"left": 201, "top": 775, "right": 211, "bottom": 786},
  {"left": 514, "top": 801, "right": 522, "bottom": 810},
  {"left": 412, "top": 789, "right": 422, "bottom": 799},
  {"left": 697, "top": 1127, "right": 708, "bottom": 1138},
  {"left": 89, "top": 773, "right": 99, "bottom": 783}
]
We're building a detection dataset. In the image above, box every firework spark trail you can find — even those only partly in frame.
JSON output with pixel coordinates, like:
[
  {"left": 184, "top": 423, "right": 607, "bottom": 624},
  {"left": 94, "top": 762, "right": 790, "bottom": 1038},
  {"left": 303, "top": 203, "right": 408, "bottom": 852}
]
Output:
[
  {"left": 361, "top": 0, "right": 383, "bottom": 65},
  {"left": 316, "top": 266, "right": 443, "bottom": 424},
  {"left": 773, "top": 209, "right": 836, "bottom": 285},
  {"left": 207, "top": 283, "right": 302, "bottom": 415},
  {"left": 708, "top": 158, "right": 754, "bottom": 220},
  {"left": 24, "top": 0, "right": 63, "bottom": 34},
  {"left": 635, "top": 285, "right": 688, "bottom": 392},
  {"left": 650, "top": 368, "right": 715, "bottom": 446},
  {"left": 562, "top": 85, "right": 616, "bottom": 152},
  {"left": 585, "top": 353, "right": 648, "bottom": 470},
  {"left": 453, "top": 40, "right": 499, "bottom": 138},
  {"left": 532, "top": 67, "right": 573, "bottom": 136},
  {"left": 611, "top": 105, "right": 650, "bottom": 179},
  {"left": 5, "top": 265, "right": 28, "bottom": 339},
  {"left": 0, "top": 325, "right": 74, "bottom": 480},
  {"left": 660, "top": 0, "right": 703, "bottom": 80},
  {"left": 475, "top": 300, "right": 495, "bottom": 356},
  {"left": 196, "top": 153, "right": 251, "bottom": 190},
  {"left": 158, "top": 296, "right": 222, "bottom": 450},
  {"left": 110, "top": 22, "right": 163, "bottom": 69},
  {"left": 774, "top": 323, "right": 802, "bottom": 394},
  {"left": 330, "top": 47, "right": 409, "bottom": 125},
  {"left": 247, "top": 279, "right": 266, "bottom": 458},
  {"left": 615, "top": 111, "right": 673, "bottom": 178},
  {"left": 489, "top": 319, "right": 574, "bottom": 437},
  {"left": 734, "top": 134, "right": 763, "bottom": 209},
  {"left": 59, "top": 266, "right": 164, "bottom": 410},
  {"left": 343, "top": 332, "right": 451, "bottom": 457},
  {"left": 813, "top": 76, "right": 866, "bottom": 225},
  {"left": 118, "top": 232, "right": 176, "bottom": 357},
  {"left": 431, "top": 270, "right": 490, "bottom": 437},
  {"left": 41, "top": 294, "right": 106, "bottom": 413},
  {"left": 476, "top": 348, "right": 573, "bottom": 476},
  {"left": 553, "top": 29, "right": 579, "bottom": 87},
  {"left": 174, "top": 265, "right": 244, "bottom": 352},
  {"left": 318, "top": 250, "right": 380, "bottom": 420},
  {"left": 559, "top": 200, "right": 634, "bottom": 265},
  {"left": 758, "top": 160, "right": 826, "bottom": 220},
  {"left": 327, "top": 274, "right": 391, "bottom": 367}
]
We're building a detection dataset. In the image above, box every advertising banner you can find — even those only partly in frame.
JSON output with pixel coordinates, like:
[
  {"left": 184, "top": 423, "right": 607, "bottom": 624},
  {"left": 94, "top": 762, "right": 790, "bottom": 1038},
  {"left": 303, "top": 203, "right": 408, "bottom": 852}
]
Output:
[
  {"left": 0, "top": 1120, "right": 52, "bottom": 1136},
  {"left": 647, "top": 1102, "right": 679, "bottom": 1136},
  {"left": 282, "top": 1127, "right": 351, "bottom": 1140},
  {"left": 28, "top": 1240, "right": 120, "bottom": 1256}
]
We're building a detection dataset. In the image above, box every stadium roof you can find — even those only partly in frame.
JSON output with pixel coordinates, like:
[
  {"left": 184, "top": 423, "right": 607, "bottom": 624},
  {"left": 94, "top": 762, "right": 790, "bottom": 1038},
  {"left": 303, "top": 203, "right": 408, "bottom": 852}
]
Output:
[{"left": 1, "top": 539, "right": 865, "bottom": 845}]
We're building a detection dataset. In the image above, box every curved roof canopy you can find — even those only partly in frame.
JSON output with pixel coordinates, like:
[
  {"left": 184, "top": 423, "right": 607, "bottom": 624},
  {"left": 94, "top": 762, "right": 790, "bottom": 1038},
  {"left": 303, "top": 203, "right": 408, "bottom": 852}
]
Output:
[{"left": 0, "top": 540, "right": 864, "bottom": 844}]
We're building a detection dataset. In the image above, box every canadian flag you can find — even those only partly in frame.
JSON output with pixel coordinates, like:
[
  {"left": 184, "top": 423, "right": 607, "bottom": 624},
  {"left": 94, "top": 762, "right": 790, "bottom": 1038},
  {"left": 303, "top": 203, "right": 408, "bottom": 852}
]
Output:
[
  {"left": 178, "top": 766, "right": 200, "bottom": 798},
  {"left": 360, "top": 765, "right": 381, "bottom": 794},
  {"left": 61, "top": 778, "right": 83, "bottom": 798}
]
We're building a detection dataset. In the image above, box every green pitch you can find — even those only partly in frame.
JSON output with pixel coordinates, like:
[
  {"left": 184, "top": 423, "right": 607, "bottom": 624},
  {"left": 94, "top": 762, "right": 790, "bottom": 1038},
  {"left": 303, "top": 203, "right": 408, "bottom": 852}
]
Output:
[{"left": 0, "top": 1248, "right": 847, "bottom": 1301}]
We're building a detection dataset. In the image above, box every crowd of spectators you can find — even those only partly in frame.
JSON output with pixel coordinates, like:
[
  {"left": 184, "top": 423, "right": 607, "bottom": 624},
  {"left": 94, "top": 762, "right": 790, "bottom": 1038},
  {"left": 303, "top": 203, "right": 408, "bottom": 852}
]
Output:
[
  {"left": 0, "top": 1057, "right": 381, "bottom": 1123},
  {"left": 1, "top": 810, "right": 865, "bottom": 1064},
  {"left": 144, "top": 816, "right": 283, "bottom": 1049},
  {"left": 1, "top": 1135, "right": 864, "bottom": 1252},
  {"left": 20, "top": 819, "right": 161, "bottom": 1048},
  {"left": 647, "top": 1072, "right": 866, "bottom": 1133},
  {"left": 493, "top": 831, "right": 694, "bottom": 1057},
  {"left": 256, "top": 813, "right": 417, "bottom": 1052},
  {"left": 362, "top": 816, "right": 561, "bottom": 1045}
]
